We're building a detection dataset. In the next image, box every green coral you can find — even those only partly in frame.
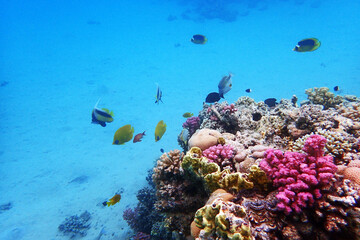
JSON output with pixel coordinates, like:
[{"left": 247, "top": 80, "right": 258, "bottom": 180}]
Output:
[{"left": 194, "top": 198, "right": 254, "bottom": 240}]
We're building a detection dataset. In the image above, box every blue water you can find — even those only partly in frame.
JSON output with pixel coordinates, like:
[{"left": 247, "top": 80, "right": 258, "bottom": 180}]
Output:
[{"left": 0, "top": 0, "right": 359, "bottom": 239}]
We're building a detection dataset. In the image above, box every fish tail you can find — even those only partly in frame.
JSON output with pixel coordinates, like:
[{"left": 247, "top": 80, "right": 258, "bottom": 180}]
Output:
[
  {"left": 143, "top": 131, "right": 146, "bottom": 135},
  {"left": 106, "top": 202, "right": 111, "bottom": 206}
]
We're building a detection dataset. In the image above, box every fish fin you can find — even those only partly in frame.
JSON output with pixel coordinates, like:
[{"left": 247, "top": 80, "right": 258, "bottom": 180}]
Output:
[
  {"left": 219, "top": 93, "right": 224, "bottom": 98},
  {"left": 94, "top": 98, "right": 102, "bottom": 109},
  {"left": 106, "top": 201, "right": 111, "bottom": 206},
  {"left": 143, "top": 131, "right": 146, "bottom": 135}
]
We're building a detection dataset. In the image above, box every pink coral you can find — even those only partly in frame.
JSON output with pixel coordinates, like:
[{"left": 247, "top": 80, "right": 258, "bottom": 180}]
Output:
[
  {"left": 182, "top": 116, "right": 200, "bottom": 135},
  {"left": 220, "top": 103, "right": 237, "bottom": 114},
  {"left": 260, "top": 135, "right": 337, "bottom": 215},
  {"left": 203, "top": 144, "right": 234, "bottom": 163}
]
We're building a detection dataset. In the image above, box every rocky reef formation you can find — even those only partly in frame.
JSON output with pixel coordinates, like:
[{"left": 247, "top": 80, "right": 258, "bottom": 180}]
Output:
[{"left": 124, "top": 87, "right": 360, "bottom": 239}]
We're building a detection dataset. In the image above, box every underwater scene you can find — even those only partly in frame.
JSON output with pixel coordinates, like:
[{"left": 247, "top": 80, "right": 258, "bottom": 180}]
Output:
[{"left": 1, "top": 0, "right": 360, "bottom": 239}]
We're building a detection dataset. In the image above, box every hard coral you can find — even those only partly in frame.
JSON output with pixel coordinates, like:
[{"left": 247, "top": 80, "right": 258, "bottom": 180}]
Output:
[
  {"left": 304, "top": 87, "right": 343, "bottom": 109},
  {"left": 58, "top": 211, "right": 91, "bottom": 238},
  {"left": 182, "top": 116, "right": 201, "bottom": 136},
  {"left": 260, "top": 135, "right": 337, "bottom": 215},
  {"left": 188, "top": 128, "right": 222, "bottom": 151},
  {"left": 203, "top": 144, "right": 236, "bottom": 171}
]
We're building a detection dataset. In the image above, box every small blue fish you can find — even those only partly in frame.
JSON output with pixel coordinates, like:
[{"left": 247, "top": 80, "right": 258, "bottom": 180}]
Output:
[
  {"left": 160, "top": 148, "right": 165, "bottom": 153},
  {"left": 218, "top": 73, "right": 233, "bottom": 98},
  {"left": 155, "top": 84, "right": 163, "bottom": 104}
]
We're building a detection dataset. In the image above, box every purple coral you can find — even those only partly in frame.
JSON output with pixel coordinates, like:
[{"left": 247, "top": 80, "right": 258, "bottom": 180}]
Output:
[
  {"left": 259, "top": 135, "right": 337, "bottom": 215},
  {"left": 203, "top": 144, "right": 234, "bottom": 163},
  {"left": 220, "top": 103, "right": 237, "bottom": 114},
  {"left": 182, "top": 116, "right": 200, "bottom": 135}
]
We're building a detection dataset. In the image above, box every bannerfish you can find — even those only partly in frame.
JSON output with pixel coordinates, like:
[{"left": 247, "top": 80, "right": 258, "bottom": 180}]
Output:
[
  {"left": 293, "top": 38, "right": 321, "bottom": 52},
  {"left": 155, "top": 120, "right": 167, "bottom": 142},
  {"left": 218, "top": 73, "right": 233, "bottom": 97},
  {"left": 245, "top": 88, "right": 252, "bottom": 93},
  {"left": 113, "top": 124, "right": 134, "bottom": 145},
  {"left": 205, "top": 92, "right": 222, "bottom": 103},
  {"left": 183, "top": 112, "right": 194, "bottom": 118},
  {"left": 92, "top": 99, "right": 114, "bottom": 127},
  {"left": 264, "top": 98, "right": 277, "bottom": 108},
  {"left": 103, "top": 194, "right": 121, "bottom": 207},
  {"left": 155, "top": 84, "right": 163, "bottom": 104},
  {"left": 191, "top": 34, "right": 207, "bottom": 44},
  {"left": 133, "top": 131, "right": 146, "bottom": 143}
]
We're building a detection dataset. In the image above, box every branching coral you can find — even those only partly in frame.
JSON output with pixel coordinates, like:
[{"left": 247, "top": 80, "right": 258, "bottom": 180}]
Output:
[
  {"left": 304, "top": 87, "right": 343, "bottom": 109},
  {"left": 260, "top": 135, "right": 337, "bottom": 215},
  {"left": 290, "top": 129, "right": 357, "bottom": 165}
]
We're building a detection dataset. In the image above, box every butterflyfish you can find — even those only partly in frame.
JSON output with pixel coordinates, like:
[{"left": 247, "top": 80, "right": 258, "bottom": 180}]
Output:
[
  {"left": 293, "top": 38, "right": 321, "bottom": 52},
  {"left": 191, "top": 34, "right": 207, "bottom": 44},
  {"left": 218, "top": 73, "right": 233, "bottom": 97},
  {"left": 155, "top": 120, "right": 167, "bottom": 142},
  {"left": 104, "top": 194, "right": 121, "bottom": 207},
  {"left": 183, "top": 112, "right": 194, "bottom": 118},
  {"left": 133, "top": 131, "right": 146, "bottom": 143},
  {"left": 205, "top": 92, "right": 222, "bottom": 103},
  {"left": 113, "top": 124, "right": 134, "bottom": 145},
  {"left": 155, "top": 84, "right": 163, "bottom": 104},
  {"left": 91, "top": 99, "right": 114, "bottom": 127},
  {"left": 178, "top": 128, "right": 189, "bottom": 145}
]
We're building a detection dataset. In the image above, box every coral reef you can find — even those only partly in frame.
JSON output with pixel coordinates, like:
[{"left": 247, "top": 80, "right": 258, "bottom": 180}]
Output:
[
  {"left": 183, "top": 116, "right": 201, "bottom": 136},
  {"left": 260, "top": 135, "right": 337, "bottom": 215},
  {"left": 58, "top": 211, "right": 91, "bottom": 238},
  {"left": 123, "top": 88, "right": 360, "bottom": 240},
  {"left": 152, "top": 149, "right": 208, "bottom": 236},
  {"left": 303, "top": 87, "right": 344, "bottom": 109}
]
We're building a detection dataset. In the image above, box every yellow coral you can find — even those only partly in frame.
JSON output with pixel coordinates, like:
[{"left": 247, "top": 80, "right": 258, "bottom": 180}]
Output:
[
  {"left": 182, "top": 148, "right": 254, "bottom": 193},
  {"left": 194, "top": 198, "right": 254, "bottom": 240},
  {"left": 247, "top": 165, "right": 270, "bottom": 190}
]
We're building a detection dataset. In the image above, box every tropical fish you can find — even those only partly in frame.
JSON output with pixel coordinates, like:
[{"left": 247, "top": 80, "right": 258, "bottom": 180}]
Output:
[
  {"left": 160, "top": 148, "right": 165, "bottom": 153},
  {"left": 92, "top": 99, "right": 114, "bottom": 127},
  {"left": 218, "top": 73, "right": 233, "bottom": 97},
  {"left": 133, "top": 131, "right": 146, "bottom": 143},
  {"left": 205, "top": 92, "right": 222, "bottom": 103},
  {"left": 104, "top": 194, "right": 121, "bottom": 206},
  {"left": 293, "top": 38, "right": 321, "bottom": 52},
  {"left": 264, "top": 98, "right": 277, "bottom": 107},
  {"left": 155, "top": 120, "right": 167, "bottom": 142},
  {"left": 155, "top": 84, "right": 163, "bottom": 104},
  {"left": 178, "top": 128, "right": 189, "bottom": 145},
  {"left": 245, "top": 88, "right": 252, "bottom": 93},
  {"left": 113, "top": 124, "right": 134, "bottom": 145},
  {"left": 333, "top": 86, "right": 339, "bottom": 91},
  {"left": 183, "top": 112, "right": 194, "bottom": 118},
  {"left": 191, "top": 34, "right": 207, "bottom": 44}
]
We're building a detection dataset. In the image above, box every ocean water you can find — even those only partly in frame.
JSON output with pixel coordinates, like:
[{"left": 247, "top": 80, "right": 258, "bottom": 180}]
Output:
[{"left": 0, "top": 0, "right": 359, "bottom": 239}]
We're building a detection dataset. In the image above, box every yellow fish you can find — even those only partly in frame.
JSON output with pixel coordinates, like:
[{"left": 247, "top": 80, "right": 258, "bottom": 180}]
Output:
[
  {"left": 105, "top": 194, "right": 121, "bottom": 206},
  {"left": 183, "top": 112, "right": 194, "bottom": 118},
  {"left": 155, "top": 120, "right": 167, "bottom": 142},
  {"left": 113, "top": 124, "right": 134, "bottom": 145}
]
